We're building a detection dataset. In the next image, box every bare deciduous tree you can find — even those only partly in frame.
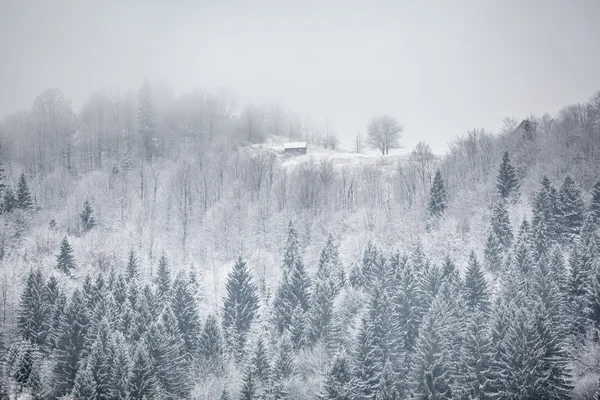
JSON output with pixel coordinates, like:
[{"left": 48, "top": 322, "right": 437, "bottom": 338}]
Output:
[{"left": 366, "top": 115, "right": 403, "bottom": 155}]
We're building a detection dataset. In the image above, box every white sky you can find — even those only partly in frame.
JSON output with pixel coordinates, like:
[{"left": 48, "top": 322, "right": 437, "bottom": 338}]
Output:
[{"left": 2, "top": 0, "right": 600, "bottom": 153}]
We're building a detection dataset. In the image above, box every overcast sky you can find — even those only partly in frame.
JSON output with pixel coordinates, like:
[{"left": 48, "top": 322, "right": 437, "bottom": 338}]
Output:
[{"left": 1, "top": 0, "right": 600, "bottom": 153}]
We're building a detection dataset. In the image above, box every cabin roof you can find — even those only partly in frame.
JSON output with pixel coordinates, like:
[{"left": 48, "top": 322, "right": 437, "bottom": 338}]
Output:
[{"left": 283, "top": 141, "right": 307, "bottom": 149}]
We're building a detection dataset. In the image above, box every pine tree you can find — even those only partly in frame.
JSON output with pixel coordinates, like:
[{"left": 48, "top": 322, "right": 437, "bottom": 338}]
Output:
[
  {"left": 586, "top": 262, "right": 600, "bottom": 328},
  {"left": 273, "top": 336, "right": 296, "bottom": 382},
  {"left": 111, "top": 334, "right": 131, "bottom": 400},
  {"left": 79, "top": 319, "right": 116, "bottom": 400},
  {"left": 16, "top": 172, "right": 33, "bottom": 210},
  {"left": 53, "top": 289, "right": 90, "bottom": 398},
  {"left": 483, "top": 231, "right": 503, "bottom": 273},
  {"left": 128, "top": 344, "right": 161, "bottom": 400},
  {"left": 490, "top": 200, "right": 513, "bottom": 250},
  {"left": 126, "top": 250, "right": 139, "bottom": 282},
  {"left": 79, "top": 198, "right": 97, "bottom": 231},
  {"left": 456, "top": 312, "right": 493, "bottom": 400},
  {"left": 199, "top": 314, "right": 223, "bottom": 369},
  {"left": 56, "top": 236, "right": 76, "bottom": 274},
  {"left": 283, "top": 222, "right": 301, "bottom": 273},
  {"left": 239, "top": 371, "right": 257, "bottom": 400},
  {"left": 321, "top": 355, "right": 352, "bottom": 400},
  {"left": 72, "top": 363, "right": 96, "bottom": 400},
  {"left": 568, "top": 246, "right": 590, "bottom": 335},
  {"left": 154, "top": 252, "right": 172, "bottom": 299},
  {"left": 2, "top": 186, "right": 15, "bottom": 213},
  {"left": 138, "top": 79, "right": 158, "bottom": 162},
  {"left": 490, "top": 307, "right": 551, "bottom": 399},
  {"left": 409, "top": 298, "right": 453, "bottom": 400},
  {"left": 427, "top": 169, "right": 448, "bottom": 227},
  {"left": 589, "top": 180, "right": 600, "bottom": 227},
  {"left": 251, "top": 338, "right": 271, "bottom": 388},
  {"left": 273, "top": 256, "right": 311, "bottom": 335},
  {"left": 222, "top": 257, "right": 260, "bottom": 363},
  {"left": 394, "top": 260, "right": 426, "bottom": 355},
  {"left": 558, "top": 175, "right": 585, "bottom": 239},
  {"left": 171, "top": 272, "right": 202, "bottom": 359},
  {"left": 17, "top": 269, "right": 48, "bottom": 347},
  {"left": 532, "top": 176, "right": 560, "bottom": 256},
  {"left": 144, "top": 314, "right": 190, "bottom": 398},
  {"left": 496, "top": 151, "right": 519, "bottom": 199},
  {"left": 463, "top": 251, "right": 490, "bottom": 314},
  {"left": 351, "top": 317, "right": 381, "bottom": 400}
]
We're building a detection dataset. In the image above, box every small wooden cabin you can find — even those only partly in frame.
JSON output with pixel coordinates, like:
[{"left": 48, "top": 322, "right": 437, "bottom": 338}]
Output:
[{"left": 283, "top": 142, "right": 307, "bottom": 155}]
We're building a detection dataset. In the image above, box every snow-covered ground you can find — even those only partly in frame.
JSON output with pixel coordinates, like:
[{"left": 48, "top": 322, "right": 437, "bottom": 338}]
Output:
[{"left": 251, "top": 135, "right": 412, "bottom": 172}]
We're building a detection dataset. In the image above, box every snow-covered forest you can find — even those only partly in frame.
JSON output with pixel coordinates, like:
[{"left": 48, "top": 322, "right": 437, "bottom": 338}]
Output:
[{"left": 1, "top": 82, "right": 600, "bottom": 400}]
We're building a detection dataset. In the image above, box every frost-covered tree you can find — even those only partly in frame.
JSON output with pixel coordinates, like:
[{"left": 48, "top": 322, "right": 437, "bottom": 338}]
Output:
[
  {"left": 273, "top": 255, "right": 311, "bottom": 334},
  {"left": 427, "top": 169, "right": 447, "bottom": 227},
  {"left": 199, "top": 314, "right": 223, "bottom": 369},
  {"left": 409, "top": 298, "right": 453, "bottom": 400},
  {"left": 126, "top": 249, "right": 139, "bottom": 283},
  {"left": 56, "top": 236, "right": 76, "bottom": 274},
  {"left": 484, "top": 231, "right": 503, "bottom": 273},
  {"left": 2, "top": 186, "right": 15, "bottom": 213},
  {"left": 79, "top": 198, "right": 97, "bottom": 231},
  {"left": 463, "top": 251, "right": 490, "bottom": 314},
  {"left": 490, "top": 200, "right": 513, "bottom": 251},
  {"left": 496, "top": 151, "right": 519, "bottom": 199},
  {"left": 16, "top": 172, "right": 33, "bottom": 210},
  {"left": 128, "top": 344, "right": 161, "bottom": 400},
  {"left": 17, "top": 269, "right": 48, "bottom": 347},
  {"left": 558, "top": 175, "right": 585, "bottom": 239},
  {"left": 53, "top": 289, "right": 90, "bottom": 398},
  {"left": 532, "top": 176, "right": 560, "bottom": 256},
  {"left": 351, "top": 317, "right": 381, "bottom": 400},
  {"left": 321, "top": 355, "right": 352, "bottom": 400},
  {"left": 171, "top": 272, "right": 202, "bottom": 359},
  {"left": 222, "top": 257, "right": 260, "bottom": 362},
  {"left": 589, "top": 180, "right": 600, "bottom": 227},
  {"left": 154, "top": 252, "right": 172, "bottom": 299},
  {"left": 366, "top": 114, "right": 403, "bottom": 155}
]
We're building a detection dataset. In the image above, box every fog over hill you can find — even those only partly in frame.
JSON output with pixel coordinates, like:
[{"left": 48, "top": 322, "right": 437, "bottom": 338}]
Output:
[{"left": 2, "top": 1, "right": 600, "bottom": 399}]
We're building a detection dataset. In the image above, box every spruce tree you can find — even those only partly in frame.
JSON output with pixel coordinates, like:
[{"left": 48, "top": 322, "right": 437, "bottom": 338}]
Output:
[
  {"left": 239, "top": 371, "right": 257, "bottom": 400},
  {"left": 53, "top": 289, "right": 90, "bottom": 398},
  {"left": 456, "top": 312, "right": 493, "bottom": 400},
  {"left": 72, "top": 363, "right": 96, "bottom": 400},
  {"left": 56, "top": 236, "right": 76, "bottom": 274},
  {"left": 17, "top": 269, "right": 48, "bottom": 347},
  {"left": 483, "top": 231, "right": 503, "bottom": 273},
  {"left": 126, "top": 250, "right": 139, "bottom": 282},
  {"left": 351, "top": 317, "right": 381, "bottom": 400},
  {"left": 409, "top": 298, "right": 453, "bottom": 400},
  {"left": 251, "top": 338, "right": 271, "bottom": 389},
  {"left": 144, "top": 315, "right": 190, "bottom": 398},
  {"left": 589, "top": 180, "right": 600, "bottom": 227},
  {"left": 558, "top": 175, "right": 585, "bottom": 239},
  {"left": 463, "top": 251, "right": 490, "bottom": 314},
  {"left": 427, "top": 169, "right": 448, "bottom": 227},
  {"left": 16, "top": 172, "right": 33, "bottom": 210},
  {"left": 128, "top": 344, "right": 161, "bottom": 400},
  {"left": 273, "top": 256, "right": 311, "bottom": 335},
  {"left": 283, "top": 222, "right": 301, "bottom": 273},
  {"left": 79, "top": 198, "right": 97, "bottom": 231},
  {"left": 199, "top": 314, "right": 224, "bottom": 369},
  {"left": 490, "top": 200, "right": 513, "bottom": 250},
  {"left": 496, "top": 151, "right": 519, "bottom": 199},
  {"left": 273, "top": 336, "right": 296, "bottom": 382},
  {"left": 567, "top": 246, "right": 590, "bottom": 335},
  {"left": 394, "top": 260, "right": 426, "bottom": 355},
  {"left": 154, "top": 252, "right": 172, "bottom": 299},
  {"left": 111, "top": 334, "right": 131, "bottom": 400},
  {"left": 2, "top": 186, "right": 15, "bottom": 213},
  {"left": 321, "top": 355, "right": 352, "bottom": 400},
  {"left": 171, "top": 272, "right": 202, "bottom": 359},
  {"left": 222, "top": 257, "right": 260, "bottom": 363},
  {"left": 532, "top": 176, "right": 560, "bottom": 256}
]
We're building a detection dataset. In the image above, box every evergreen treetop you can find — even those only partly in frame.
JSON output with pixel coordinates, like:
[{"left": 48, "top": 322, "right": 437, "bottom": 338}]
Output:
[{"left": 496, "top": 151, "right": 519, "bottom": 199}]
